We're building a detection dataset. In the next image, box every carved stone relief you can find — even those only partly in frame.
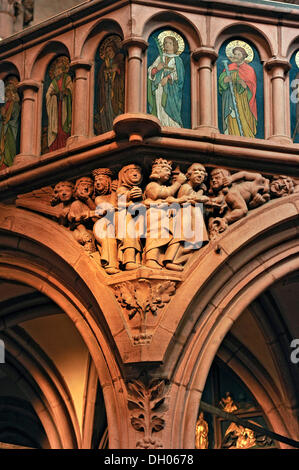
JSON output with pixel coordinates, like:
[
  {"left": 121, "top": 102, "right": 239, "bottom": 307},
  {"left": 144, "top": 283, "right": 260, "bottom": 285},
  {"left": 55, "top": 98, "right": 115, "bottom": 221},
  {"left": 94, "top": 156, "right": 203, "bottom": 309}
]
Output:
[
  {"left": 113, "top": 279, "right": 177, "bottom": 345},
  {"left": 127, "top": 376, "right": 169, "bottom": 449},
  {"left": 15, "top": 159, "right": 298, "bottom": 269}
]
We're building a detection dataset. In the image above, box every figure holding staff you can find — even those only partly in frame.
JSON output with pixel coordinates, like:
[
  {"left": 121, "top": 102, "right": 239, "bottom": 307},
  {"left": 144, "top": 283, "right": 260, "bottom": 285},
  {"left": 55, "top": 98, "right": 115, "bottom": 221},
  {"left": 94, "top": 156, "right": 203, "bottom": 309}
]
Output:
[{"left": 218, "top": 40, "right": 257, "bottom": 138}]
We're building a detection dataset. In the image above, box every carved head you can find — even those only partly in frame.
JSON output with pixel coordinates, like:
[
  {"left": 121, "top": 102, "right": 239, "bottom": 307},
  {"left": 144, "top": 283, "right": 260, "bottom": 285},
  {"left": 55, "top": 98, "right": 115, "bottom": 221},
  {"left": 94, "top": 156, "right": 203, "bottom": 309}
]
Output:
[
  {"left": 93, "top": 168, "right": 112, "bottom": 195},
  {"left": 270, "top": 175, "right": 294, "bottom": 198},
  {"left": 118, "top": 164, "right": 143, "bottom": 188},
  {"left": 150, "top": 158, "right": 173, "bottom": 183},
  {"left": 186, "top": 163, "right": 207, "bottom": 187},
  {"left": 209, "top": 168, "right": 231, "bottom": 192},
  {"left": 74, "top": 176, "right": 94, "bottom": 201},
  {"left": 52, "top": 181, "right": 74, "bottom": 205}
]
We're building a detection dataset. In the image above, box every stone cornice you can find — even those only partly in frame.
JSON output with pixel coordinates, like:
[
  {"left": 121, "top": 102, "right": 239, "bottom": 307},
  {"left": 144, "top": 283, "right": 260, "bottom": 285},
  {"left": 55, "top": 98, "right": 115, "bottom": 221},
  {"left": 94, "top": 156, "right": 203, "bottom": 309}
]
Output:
[{"left": 0, "top": 126, "right": 298, "bottom": 201}]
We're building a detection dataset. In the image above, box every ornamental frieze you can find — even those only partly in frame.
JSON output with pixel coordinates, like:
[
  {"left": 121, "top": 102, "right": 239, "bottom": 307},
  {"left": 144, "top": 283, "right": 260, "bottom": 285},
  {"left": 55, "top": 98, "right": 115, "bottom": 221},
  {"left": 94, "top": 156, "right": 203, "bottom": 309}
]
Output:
[{"left": 15, "top": 159, "right": 298, "bottom": 275}]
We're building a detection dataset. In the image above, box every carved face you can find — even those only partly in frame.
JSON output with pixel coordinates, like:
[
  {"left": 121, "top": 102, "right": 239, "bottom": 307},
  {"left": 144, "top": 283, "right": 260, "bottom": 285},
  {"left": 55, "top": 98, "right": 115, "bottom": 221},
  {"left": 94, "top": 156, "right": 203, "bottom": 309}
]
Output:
[
  {"left": 210, "top": 169, "right": 224, "bottom": 190},
  {"left": 75, "top": 178, "right": 94, "bottom": 200},
  {"left": 150, "top": 164, "right": 171, "bottom": 183},
  {"left": 270, "top": 176, "right": 294, "bottom": 197},
  {"left": 94, "top": 175, "right": 110, "bottom": 194},
  {"left": 125, "top": 166, "right": 142, "bottom": 186},
  {"left": 54, "top": 182, "right": 73, "bottom": 202},
  {"left": 187, "top": 164, "right": 206, "bottom": 186}
]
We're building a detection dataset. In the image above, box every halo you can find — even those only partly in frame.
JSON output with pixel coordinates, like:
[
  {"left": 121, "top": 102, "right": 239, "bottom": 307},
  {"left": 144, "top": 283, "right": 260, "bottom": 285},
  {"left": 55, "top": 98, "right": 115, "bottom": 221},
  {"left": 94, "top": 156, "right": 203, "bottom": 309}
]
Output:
[
  {"left": 157, "top": 30, "right": 185, "bottom": 55},
  {"left": 99, "top": 35, "right": 122, "bottom": 60},
  {"left": 295, "top": 50, "right": 299, "bottom": 68},
  {"left": 48, "top": 56, "right": 70, "bottom": 80},
  {"left": 225, "top": 39, "right": 254, "bottom": 64}
]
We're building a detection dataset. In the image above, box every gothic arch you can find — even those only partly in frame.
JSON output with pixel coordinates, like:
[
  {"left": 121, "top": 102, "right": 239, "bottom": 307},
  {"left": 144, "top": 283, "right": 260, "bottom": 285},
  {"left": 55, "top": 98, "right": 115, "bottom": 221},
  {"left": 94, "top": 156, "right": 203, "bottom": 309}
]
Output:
[
  {"left": 154, "top": 194, "right": 299, "bottom": 447},
  {"left": 1, "top": 331, "right": 79, "bottom": 448},
  {"left": 0, "top": 204, "right": 129, "bottom": 448}
]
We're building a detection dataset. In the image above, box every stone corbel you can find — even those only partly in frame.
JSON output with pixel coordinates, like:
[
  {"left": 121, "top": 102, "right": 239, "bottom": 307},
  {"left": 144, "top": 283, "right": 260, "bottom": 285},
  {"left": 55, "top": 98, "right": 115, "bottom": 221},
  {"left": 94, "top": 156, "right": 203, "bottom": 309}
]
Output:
[
  {"left": 192, "top": 46, "right": 219, "bottom": 134},
  {"left": 265, "top": 57, "right": 292, "bottom": 144}
]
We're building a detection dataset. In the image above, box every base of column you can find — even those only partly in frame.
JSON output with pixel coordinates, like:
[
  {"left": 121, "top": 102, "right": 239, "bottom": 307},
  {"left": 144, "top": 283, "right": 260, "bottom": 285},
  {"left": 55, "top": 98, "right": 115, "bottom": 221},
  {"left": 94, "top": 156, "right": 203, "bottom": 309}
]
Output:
[
  {"left": 13, "top": 154, "right": 38, "bottom": 168},
  {"left": 267, "top": 135, "right": 293, "bottom": 145},
  {"left": 67, "top": 135, "right": 88, "bottom": 148},
  {"left": 194, "top": 125, "right": 220, "bottom": 136}
]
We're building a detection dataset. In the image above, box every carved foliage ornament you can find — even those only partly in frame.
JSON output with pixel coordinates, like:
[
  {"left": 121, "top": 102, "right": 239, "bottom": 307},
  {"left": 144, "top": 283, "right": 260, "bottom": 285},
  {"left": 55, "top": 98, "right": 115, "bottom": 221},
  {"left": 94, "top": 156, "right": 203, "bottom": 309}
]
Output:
[
  {"left": 113, "top": 279, "right": 176, "bottom": 345},
  {"left": 127, "top": 377, "right": 169, "bottom": 449}
]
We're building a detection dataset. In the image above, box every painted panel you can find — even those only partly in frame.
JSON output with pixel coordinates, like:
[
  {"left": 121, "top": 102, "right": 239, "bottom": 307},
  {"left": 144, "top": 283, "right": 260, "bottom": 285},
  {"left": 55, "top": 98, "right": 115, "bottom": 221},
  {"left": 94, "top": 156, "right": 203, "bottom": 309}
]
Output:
[
  {"left": 217, "top": 38, "right": 264, "bottom": 139},
  {"left": 147, "top": 28, "right": 191, "bottom": 129},
  {"left": 41, "top": 56, "right": 73, "bottom": 154},
  {"left": 290, "top": 50, "right": 299, "bottom": 143},
  {"left": 94, "top": 35, "right": 125, "bottom": 135},
  {"left": 0, "top": 75, "right": 20, "bottom": 169}
]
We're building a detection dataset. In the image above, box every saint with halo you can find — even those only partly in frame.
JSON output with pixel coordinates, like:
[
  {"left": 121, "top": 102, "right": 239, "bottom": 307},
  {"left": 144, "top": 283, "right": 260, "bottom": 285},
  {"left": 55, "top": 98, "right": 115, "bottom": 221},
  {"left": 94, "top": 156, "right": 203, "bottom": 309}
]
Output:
[
  {"left": 148, "top": 30, "right": 185, "bottom": 128},
  {"left": 218, "top": 40, "right": 257, "bottom": 138}
]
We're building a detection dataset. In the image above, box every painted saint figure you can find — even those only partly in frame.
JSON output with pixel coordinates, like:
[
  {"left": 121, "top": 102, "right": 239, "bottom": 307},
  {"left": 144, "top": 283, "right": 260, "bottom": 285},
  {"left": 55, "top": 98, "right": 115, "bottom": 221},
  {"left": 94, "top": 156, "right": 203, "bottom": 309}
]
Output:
[
  {"left": 0, "top": 77, "right": 20, "bottom": 169},
  {"left": 148, "top": 31, "right": 185, "bottom": 127},
  {"left": 219, "top": 43, "right": 257, "bottom": 138},
  {"left": 95, "top": 35, "right": 125, "bottom": 134},
  {"left": 45, "top": 56, "right": 73, "bottom": 152}
]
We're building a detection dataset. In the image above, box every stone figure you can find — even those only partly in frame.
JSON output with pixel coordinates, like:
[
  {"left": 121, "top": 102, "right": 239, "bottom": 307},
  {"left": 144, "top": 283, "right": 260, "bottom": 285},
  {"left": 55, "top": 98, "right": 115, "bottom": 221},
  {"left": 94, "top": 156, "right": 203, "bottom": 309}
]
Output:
[
  {"left": 92, "top": 168, "right": 119, "bottom": 274},
  {"left": 219, "top": 43, "right": 257, "bottom": 138},
  {"left": 45, "top": 56, "right": 72, "bottom": 152},
  {"left": 148, "top": 31, "right": 185, "bottom": 128},
  {"left": 143, "top": 158, "right": 187, "bottom": 271},
  {"left": 68, "top": 176, "right": 95, "bottom": 254},
  {"left": 207, "top": 168, "right": 270, "bottom": 238},
  {"left": 116, "top": 164, "right": 144, "bottom": 270},
  {"left": 195, "top": 412, "right": 209, "bottom": 449},
  {"left": 177, "top": 162, "right": 209, "bottom": 252},
  {"left": 51, "top": 180, "right": 74, "bottom": 225},
  {"left": 0, "top": 77, "right": 20, "bottom": 169},
  {"left": 95, "top": 35, "right": 125, "bottom": 134},
  {"left": 270, "top": 175, "right": 294, "bottom": 198}
]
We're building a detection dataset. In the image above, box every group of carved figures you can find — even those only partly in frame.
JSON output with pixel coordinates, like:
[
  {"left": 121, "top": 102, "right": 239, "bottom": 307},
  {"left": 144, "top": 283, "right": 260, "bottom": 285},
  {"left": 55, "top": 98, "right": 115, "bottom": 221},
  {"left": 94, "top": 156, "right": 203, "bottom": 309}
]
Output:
[{"left": 25, "top": 158, "right": 297, "bottom": 275}]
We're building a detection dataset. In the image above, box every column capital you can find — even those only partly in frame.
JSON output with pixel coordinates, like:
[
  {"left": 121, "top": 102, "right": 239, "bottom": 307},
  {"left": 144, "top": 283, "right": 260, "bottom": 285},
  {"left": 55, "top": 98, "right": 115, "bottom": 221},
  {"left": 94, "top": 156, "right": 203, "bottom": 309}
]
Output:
[
  {"left": 265, "top": 57, "right": 291, "bottom": 72},
  {"left": 122, "top": 36, "right": 148, "bottom": 51},
  {"left": 69, "top": 59, "right": 92, "bottom": 72},
  {"left": 192, "top": 47, "right": 218, "bottom": 63},
  {"left": 17, "top": 79, "right": 41, "bottom": 93}
]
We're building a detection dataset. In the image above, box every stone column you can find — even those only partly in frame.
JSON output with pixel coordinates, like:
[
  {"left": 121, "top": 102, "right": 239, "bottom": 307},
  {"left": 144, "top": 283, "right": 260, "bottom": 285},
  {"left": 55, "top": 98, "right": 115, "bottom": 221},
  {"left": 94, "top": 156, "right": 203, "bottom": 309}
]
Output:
[
  {"left": 16, "top": 79, "right": 40, "bottom": 164},
  {"left": 192, "top": 47, "right": 218, "bottom": 134},
  {"left": 0, "top": 0, "right": 18, "bottom": 39},
  {"left": 68, "top": 59, "right": 92, "bottom": 145},
  {"left": 266, "top": 58, "right": 292, "bottom": 143},
  {"left": 122, "top": 36, "right": 148, "bottom": 114}
]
